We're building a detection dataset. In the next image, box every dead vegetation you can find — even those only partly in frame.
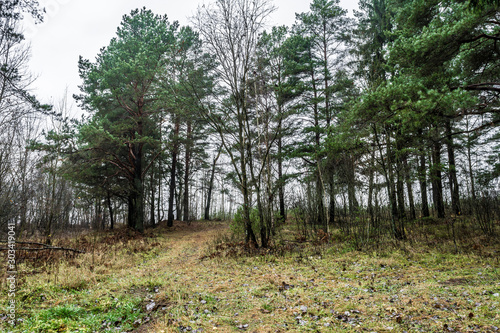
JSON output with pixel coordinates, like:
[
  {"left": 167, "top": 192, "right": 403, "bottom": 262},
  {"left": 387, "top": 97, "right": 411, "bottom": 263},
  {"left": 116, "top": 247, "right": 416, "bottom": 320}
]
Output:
[{"left": 1, "top": 219, "right": 499, "bottom": 332}]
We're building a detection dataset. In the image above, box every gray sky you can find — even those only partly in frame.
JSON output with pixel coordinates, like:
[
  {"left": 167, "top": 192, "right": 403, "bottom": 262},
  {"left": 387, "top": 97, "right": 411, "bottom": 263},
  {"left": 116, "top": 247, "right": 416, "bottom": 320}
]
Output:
[{"left": 24, "top": 0, "right": 358, "bottom": 116}]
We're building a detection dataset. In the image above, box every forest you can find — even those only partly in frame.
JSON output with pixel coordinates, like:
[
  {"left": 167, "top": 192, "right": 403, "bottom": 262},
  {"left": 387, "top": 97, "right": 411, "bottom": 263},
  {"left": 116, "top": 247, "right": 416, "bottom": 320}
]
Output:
[
  {"left": 0, "top": 0, "right": 499, "bottom": 332},
  {"left": 1, "top": 0, "right": 499, "bottom": 245}
]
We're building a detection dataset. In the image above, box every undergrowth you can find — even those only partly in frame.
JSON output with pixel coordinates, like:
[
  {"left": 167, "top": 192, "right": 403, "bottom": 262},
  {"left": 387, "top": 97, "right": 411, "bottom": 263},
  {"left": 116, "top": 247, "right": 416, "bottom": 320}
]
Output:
[{"left": 0, "top": 219, "right": 498, "bottom": 332}]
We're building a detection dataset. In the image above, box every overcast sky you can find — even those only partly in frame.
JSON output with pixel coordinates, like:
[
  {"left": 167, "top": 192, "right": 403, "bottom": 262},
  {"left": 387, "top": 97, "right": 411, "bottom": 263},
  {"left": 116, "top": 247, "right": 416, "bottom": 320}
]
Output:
[{"left": 23, "top": 0, "right": 359, "bottom": 117}]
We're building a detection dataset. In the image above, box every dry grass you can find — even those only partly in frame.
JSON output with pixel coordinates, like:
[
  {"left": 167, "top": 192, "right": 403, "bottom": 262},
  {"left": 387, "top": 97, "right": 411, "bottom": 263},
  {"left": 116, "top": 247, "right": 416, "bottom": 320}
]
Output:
[{"left": 1, "top": 220, "right": 499, "bottom": 332}]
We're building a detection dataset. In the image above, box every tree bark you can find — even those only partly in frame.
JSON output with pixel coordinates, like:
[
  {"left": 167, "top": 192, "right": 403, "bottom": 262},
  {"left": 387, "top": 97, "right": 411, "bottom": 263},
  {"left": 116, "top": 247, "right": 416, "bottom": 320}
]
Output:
[
  {"left": 404, "top": 158, "right": 416, "bottom": 220},
  {"left": 464, "top": 116, "right": 477, "bottom": 202},
  {"left": 157, "top": 123, "right": 163, "bottom": 224},
  {"left": 309, "top": 47, "right": 325, "bottom": 228},
  {"left": 375, "top": 125, "right": 404, "bottom": 240},
  {"left": 107, "top": 191, "right": 114, "bottom": 230},
  {"left": 328, "top": 176, "right": 336, "bottom": 227},
  {"left": 176, "top": 176, "right": 183, "bottom": 220},
  {"left": 276, "top": 62, "right": 286, "bottom": 226},
  {"left": 278, "top": 134, "right": 286, "bottom": 224},
  {"left": 183, "top": 121, "right": 192, "bottom": 222},
  {"left": 386, "top": 131, "right": 399, "bottom": 222},
  {"left": 431, "top": 138, "right": 445, "bottom": 218},
  {"left": 205, "top": 146, "right": 222, "bottom": 220},
  {"left": 130, "top": 177, "right": 144, "bottom": 232},
  {"left": 150, "top": 170, "right": 155, "bottom": 227},
  {"left": 446, "top": 120, "right": 461, "bottom": 216},
  {"left": 132, "top": 123, "right": 144, "bottom": 232},
  {"left": 167, "top": 118, "right": 180, "bottom": 228},
  {"left": 242, "top": 177, "right": 257, "bottom": 245},
  {"left": 257, "top": 188, "right": 268, "bottom": 248},
  {"left": 418, "top": 144, "right": 430, "bottom": 218},
  {"left": 368, "top": 149, "right": 375, "bottom": 227},
  {"left": 395, "top": 134, "right": 406, "bottom": 220},
  {"left": 346, "top": 155, "right": 359, "bottom": 215},
  {"left": 127, "top": 195, "right": 134, "bottom": 228}
]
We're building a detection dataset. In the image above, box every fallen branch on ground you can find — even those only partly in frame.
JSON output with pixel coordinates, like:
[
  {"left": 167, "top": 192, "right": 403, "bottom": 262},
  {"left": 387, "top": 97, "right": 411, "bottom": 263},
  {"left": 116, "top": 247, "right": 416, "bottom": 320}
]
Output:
[{"left": 0, "top": 241, "right": 85, "bottom": 254}]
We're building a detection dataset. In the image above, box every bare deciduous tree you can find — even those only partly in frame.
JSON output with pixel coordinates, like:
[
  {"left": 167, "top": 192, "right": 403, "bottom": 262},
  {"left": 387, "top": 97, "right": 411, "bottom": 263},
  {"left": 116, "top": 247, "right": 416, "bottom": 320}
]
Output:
[{"left": 193, "top": 0, "right": 276, "bottom": 246}]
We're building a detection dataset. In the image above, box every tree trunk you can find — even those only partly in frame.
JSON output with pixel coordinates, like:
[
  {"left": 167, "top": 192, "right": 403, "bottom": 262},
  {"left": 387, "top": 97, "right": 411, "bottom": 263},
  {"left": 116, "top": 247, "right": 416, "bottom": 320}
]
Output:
[
  {"left": 395, "top": 134, "right": 406, "bottom": 220},
  {"left": 257, "top": 188, "right": 268, "bottom": 248},
  {"left": 368, "top": 146, "right": 375, "bottom": 227},
  {"left": 150, "top": 171, "right": 155, "bottom": 227},
  {"left": 107, "top": 191, "right": 114, "bottom": 230},
  {"left": 127, "top": 195, "right": 134, "bottom": 228},
  {"left": 418, "top": 144, "right": 430, "bottom": 218},
  {"left": 131, "top": 177, "right": 144, "bottom": 233},
  {"left": 183, "top": 121, "right": 192, "bottom": 222},
  {"left": 329, "top": 177, "right": 336, "bottom": 227},
  {"left": 205, "top": 146, "right": 222, "bottom": 220},
  {"left": 239, "top": 100, "right": 257, "bottom": 246},
  {"left": 404, "top": 158, "right": 416, "bottom": 220},
  {"left": 45, "top": 163, "right": 58, "bottom": 245},
  {"left": 242, "top": 178, "right": 257, "bottom": 246},
  {"left": 126, "top": 107, "right": 145, "bottom": 232},
  {"left": 167, "top": 118, "right": 180, "bottom": 228},
  {"left": 466, "top": 117, "right": 476, "bottom": 202},
  {"left": 431, "top": 139, "right": 445, "bottom": 218},
  {"left": 276, "top": 64, "right": 286, "bottom": 226},
  {"left": 310, "top": 48, "right": 324, "bottom": 228},
  {"left": 386, "top": 132, "right": 399, "bottom": 222},
  {"left": 446, "top": 120, "right": 461, "bottom": 216},
  {"left": 176, "top": 180, "right": 182, "bottom": 220},
  {"left": 157, "top": 124, "right": 163, "bottom": 224},
  {"left": 347, "top": 155, "right": 358, "bottom": 215},
  {"left": 19, "top": 147, "right": 29, "bottom": 237},
  {"left": 132, "top": 133, "right": 144, "bottom": 232},
  {"left": 99, "top": 199, "right": 105, "bottom": 230},
  {"left": 375, "top": 124, "right": 404, "bottom": 240},
  {"left": 278, "top": 135, "right": 286, "bottom": 224}
]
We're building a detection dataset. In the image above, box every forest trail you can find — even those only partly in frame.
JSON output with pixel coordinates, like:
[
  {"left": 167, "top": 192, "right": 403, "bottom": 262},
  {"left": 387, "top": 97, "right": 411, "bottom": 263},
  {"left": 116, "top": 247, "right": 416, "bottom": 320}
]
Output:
[
  {"left": 133, "top": 222, "right": 500, "bottom": 333},
  {"left": 149, "top": 220, "right": 226, "bottom": 267},
  {"left": 7, "top": 221, "right": 499, "bottom": 333},
  {"left": 131, "top": 220, "right": 233, "bottom": 332}
]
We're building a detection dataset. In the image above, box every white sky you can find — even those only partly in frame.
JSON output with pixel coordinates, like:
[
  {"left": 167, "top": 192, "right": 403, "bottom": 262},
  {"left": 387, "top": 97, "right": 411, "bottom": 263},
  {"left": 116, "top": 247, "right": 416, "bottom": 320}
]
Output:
[{"left": 23, "top": 0, "right": 359, "bottom": 116}]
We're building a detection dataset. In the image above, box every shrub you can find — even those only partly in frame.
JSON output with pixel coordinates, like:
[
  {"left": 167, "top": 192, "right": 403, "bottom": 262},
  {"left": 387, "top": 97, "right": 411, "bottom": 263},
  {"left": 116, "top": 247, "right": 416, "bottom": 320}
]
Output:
[{"left": 230, "top": 206, "right": 260, "bottom": 238}]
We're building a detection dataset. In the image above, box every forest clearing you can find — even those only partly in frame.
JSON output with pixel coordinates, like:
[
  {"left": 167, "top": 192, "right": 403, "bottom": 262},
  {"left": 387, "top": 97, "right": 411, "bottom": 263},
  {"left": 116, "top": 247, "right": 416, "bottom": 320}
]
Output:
[
  {"left": 1, "top": 0, "right": 500, "bottom": 332},
  {"left": 1, "top": 219, "right": 499, "bottom": 332}
]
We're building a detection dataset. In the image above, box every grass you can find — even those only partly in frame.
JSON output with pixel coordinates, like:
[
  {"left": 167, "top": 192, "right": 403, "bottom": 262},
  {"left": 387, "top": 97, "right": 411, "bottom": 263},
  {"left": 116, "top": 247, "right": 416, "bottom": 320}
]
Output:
[{"left": 1, "top": 219, "right": 499, "bottom": 332}]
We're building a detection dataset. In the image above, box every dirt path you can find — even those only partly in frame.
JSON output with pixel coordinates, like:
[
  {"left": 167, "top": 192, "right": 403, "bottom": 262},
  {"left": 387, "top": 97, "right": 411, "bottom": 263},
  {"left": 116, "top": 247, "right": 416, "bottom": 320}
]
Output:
[
  {"left": 133, "top": 221, "right": 229, "bottom": 332},
  {"left": 151, "top": 220, "right": 226, "bottom": 263}
]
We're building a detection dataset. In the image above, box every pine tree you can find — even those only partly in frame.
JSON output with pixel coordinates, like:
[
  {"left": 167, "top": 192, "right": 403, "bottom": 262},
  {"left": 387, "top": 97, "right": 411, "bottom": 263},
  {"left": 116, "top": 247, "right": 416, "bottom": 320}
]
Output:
[{"left": 75, "top": 8, "right": 178, "bottom": 232}]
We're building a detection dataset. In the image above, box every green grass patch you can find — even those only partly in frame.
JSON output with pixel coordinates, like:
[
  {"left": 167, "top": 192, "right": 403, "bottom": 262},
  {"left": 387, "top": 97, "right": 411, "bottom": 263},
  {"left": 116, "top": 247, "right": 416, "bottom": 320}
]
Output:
[{"left": 15, "top": 297, "right": 144, "bottom": 333}]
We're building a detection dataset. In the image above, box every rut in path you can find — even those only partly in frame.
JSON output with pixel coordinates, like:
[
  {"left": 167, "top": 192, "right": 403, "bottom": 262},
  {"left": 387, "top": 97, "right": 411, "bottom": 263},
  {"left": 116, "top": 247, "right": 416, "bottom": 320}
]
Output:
[
  {"left": 141, "top": 220, "right": 228, "bottom": 273},
  {"left": 131, "top": 221, "right": 229, "bottom": 333}
]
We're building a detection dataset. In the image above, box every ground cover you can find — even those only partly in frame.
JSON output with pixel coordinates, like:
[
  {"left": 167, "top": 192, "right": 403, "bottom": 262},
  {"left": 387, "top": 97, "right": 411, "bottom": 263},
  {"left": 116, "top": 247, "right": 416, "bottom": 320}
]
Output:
[{"left": 1, "top": 220, "right": 499, "bottom": 332}]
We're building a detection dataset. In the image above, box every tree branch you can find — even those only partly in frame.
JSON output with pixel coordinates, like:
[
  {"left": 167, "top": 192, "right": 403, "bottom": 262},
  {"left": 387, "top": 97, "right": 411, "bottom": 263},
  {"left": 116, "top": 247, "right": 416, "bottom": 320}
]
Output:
[
  {"left": 0, "top": 241, "right": 85, "bottom": 253},
  {"left": 461, "top": 33, "right": 500, "bottom": 43}
]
